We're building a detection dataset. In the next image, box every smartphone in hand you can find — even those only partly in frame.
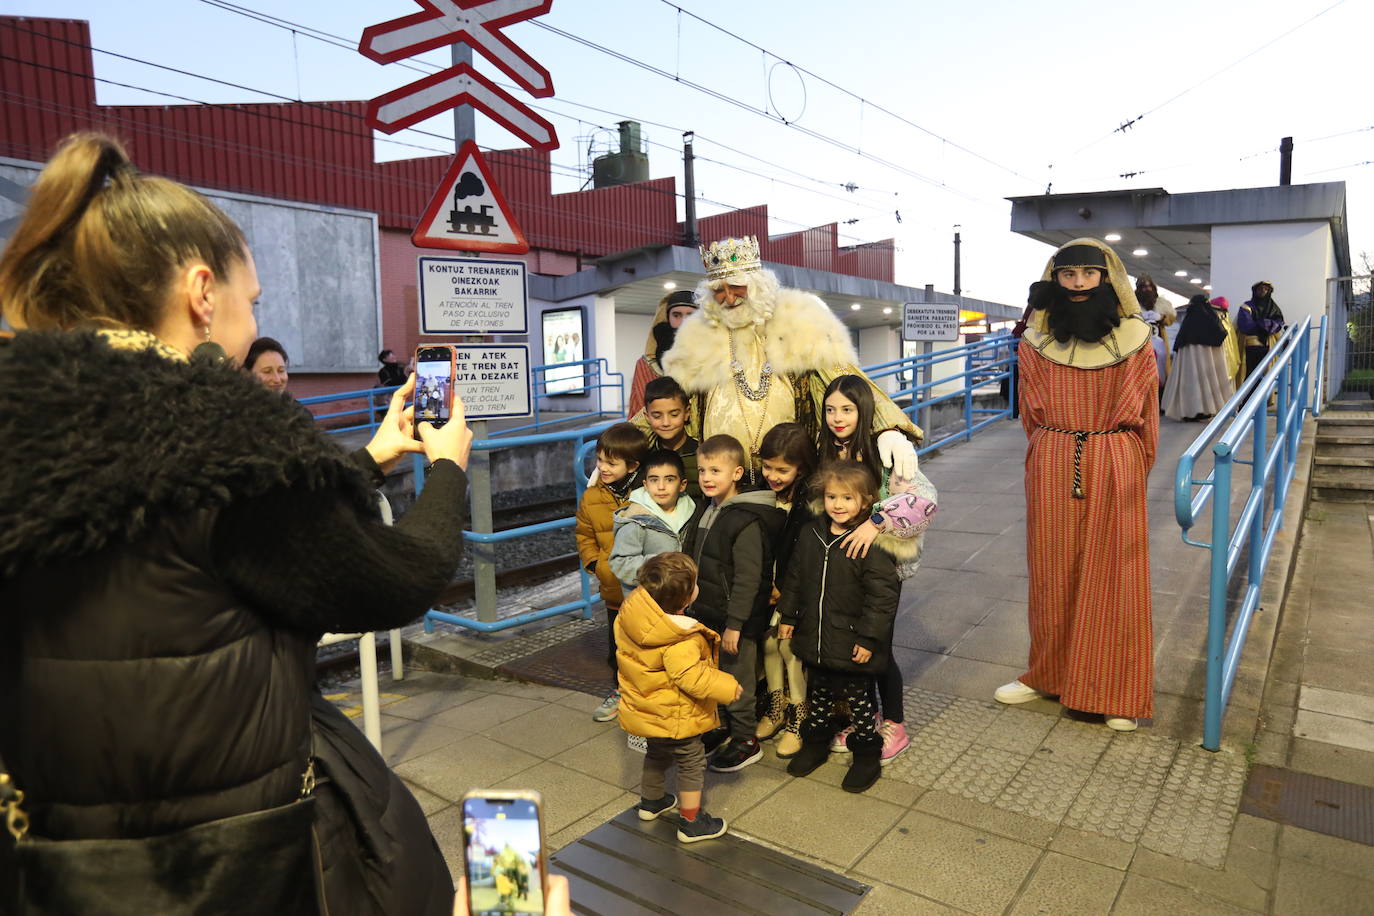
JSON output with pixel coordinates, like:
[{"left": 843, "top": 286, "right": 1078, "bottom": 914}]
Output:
[
  {"left": 461, "top": 790, "right": 548, "bottom": 916},
  {"left": 413, "top": 345, "right": 457, "bottom": 439}
]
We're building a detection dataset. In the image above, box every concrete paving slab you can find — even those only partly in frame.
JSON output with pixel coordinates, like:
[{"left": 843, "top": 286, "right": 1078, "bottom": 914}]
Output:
[
  {"left": 401, "top": 780, "right": 452, "bottom": 817},
  {"left": 909, "top": 654, "right": 1025, "bottom": 703},
  {"left": 691, "top": 759, "right": 790, "bottom": 823},
  {"left": 732, "top": 779, "right": 905, "bottom": 869},
  {"left": 1278, "top": 823, "right": 1374, "bottom": 881},
  {"left": 376, "top": 682, "right": 489, "bottom": 721},
  {"left": 1287, "top": 737, "right": 1374, "bottom": 788},
  {"left": 1008, "top": 850, "right": 1123, "bottom": 916},
  {"left": 424, "top": 804, "right": 466, "bottom": 879},
  {"left": 852, "top": 810, "right": 1041, "bottom": 916},
  {"left": 393, "top": 733, "right": 542, "bottom": 802},
  {"left": 1298, "top": 685, "right": 1374, "bottom": 723},
  {"left": 850, "top": 883, "right": 961, "bottom": 915},
  {"left": 915, "top": 789, "right": 1057, "bottom": 847},
  {"left": 1127, "top": 847, "right": 1269, "bottom": 913},
  {"left": 479, "top": 701, "right": 610, "bottom": 758},
  {"left": 380, "top": 719, "right": 468, "bottom": 767},
  {"left": 1112, "top": 873, "right": 1259, "bottom": 915},
  {"left": 1048, "top": 825, "right": 1135, "bottom": 871},
  {"left": 490, "top": 760, "right": 626, "bottom": 834},
  {"left": 551, "top": 725, "right": 643, "bottom": 792},
  {"left": 949, "top": 617, "right": 1032, "bottom": 668},
  {"left": 544, "top": 790, "right": 639, "bottom": 854},
  {"left": 1293, "top": 708, "right": 1374, "bottom": 752},
  {"left": 428, "top": 690, "right": 546, "bottom": 733},
  {"left": 1272, "top": 858, "right": 1374, "bottom": 916}
]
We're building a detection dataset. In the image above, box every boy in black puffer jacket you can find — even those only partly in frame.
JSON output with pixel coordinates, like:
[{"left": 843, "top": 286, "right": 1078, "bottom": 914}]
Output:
[
  {"left": 778, "top": 461, "right": 900, "bottom": 793},
  {"left": 681, "top": 434, "right": 785, "bottom": 773}
]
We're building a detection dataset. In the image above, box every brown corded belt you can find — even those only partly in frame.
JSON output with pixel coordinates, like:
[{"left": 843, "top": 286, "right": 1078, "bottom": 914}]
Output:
[{"left": 1037, "top": 426, "right": 1131, "bottom": 499}]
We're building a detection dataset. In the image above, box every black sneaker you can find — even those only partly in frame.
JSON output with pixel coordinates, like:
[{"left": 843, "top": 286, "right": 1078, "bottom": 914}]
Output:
[
  {"left": 709, "top": 737, "right": 762, "bottom": 773},
  {"left": 676, "top": 810, "right": 728, "bottom": 843},
  {"left": 700, "top": 725, "right": 731, "bottom": 755},
  {"left": 637, "top": 793, "right": 677, "bottom": 822}
]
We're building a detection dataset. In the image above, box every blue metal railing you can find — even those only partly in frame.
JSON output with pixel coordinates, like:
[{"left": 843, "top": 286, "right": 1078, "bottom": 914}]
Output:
[
  {"left": 864, "top": 334, "right": 1017, "bottom": 455},
  {"left": 303, "top": 358, "right": 624, "bottom": 438},
  {"left": 491, "top": 358, "right": 624, "bottom": 437},
  {"left": 1173, "top": 316, "right": 1325, "bottom": 751},
  {"left": 299, "top": 384, "right": 401, "bottom": 435}
]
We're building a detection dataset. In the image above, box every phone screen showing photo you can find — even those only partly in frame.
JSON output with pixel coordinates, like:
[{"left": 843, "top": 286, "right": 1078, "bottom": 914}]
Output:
[
  {"left": 414, "top": 354, "right": 452, "bottom": 425},
  {"left": 463, "top": 797, "right": 544, "bottom": 916}
]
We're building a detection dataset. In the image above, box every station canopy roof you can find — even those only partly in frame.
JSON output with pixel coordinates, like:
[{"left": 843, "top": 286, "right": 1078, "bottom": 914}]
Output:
[{"left": 1007, "top": 183, "right": 1349, "bottom": 301}]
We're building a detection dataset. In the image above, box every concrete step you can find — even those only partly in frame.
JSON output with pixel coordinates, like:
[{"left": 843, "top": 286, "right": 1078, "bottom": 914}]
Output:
[
  {"left": 1314, "top": 455, "right": 1374, "bottom": 468},
  {"left": 1316, "top": 434, "right": 1374, "bottom": 445},
  {"left": 1311, "top": 461, "right": 1374, "bottom": 501},
  {"left": 1312, "top": 485, "right": 1374, "bottom": 502},
  {"left": 1316, "top": 415, "right": 1374, "bottom": 428},
  {"left": 1316, "top": 443, "right": 1374, "bottom": 459}
]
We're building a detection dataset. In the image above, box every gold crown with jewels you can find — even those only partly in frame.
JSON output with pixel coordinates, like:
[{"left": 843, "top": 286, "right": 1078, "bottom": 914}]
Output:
[{"left": 700, "top": 235, "right": 762, "bottom": 280}]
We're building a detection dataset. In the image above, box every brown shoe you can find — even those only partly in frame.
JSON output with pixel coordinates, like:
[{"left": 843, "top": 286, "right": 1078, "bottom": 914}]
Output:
[
  {"left": 775, "top": 701, "right": 805, "bottom": 758},
  {"left": 755, "top": 690, "right": 786, "bottom": 740}
]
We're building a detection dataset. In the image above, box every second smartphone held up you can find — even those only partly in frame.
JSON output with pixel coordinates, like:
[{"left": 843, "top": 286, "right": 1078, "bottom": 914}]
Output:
[{"left": 413, "top": 345, "right": 457, "bottom": 438}]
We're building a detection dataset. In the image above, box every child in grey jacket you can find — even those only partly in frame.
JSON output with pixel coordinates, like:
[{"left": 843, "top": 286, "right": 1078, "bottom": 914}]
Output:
[{"left": 610, "top": 450, "right": 699, "bottom": 594}]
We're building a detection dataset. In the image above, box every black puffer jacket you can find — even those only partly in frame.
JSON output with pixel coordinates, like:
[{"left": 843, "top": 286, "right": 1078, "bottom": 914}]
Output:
[
  {"left": 682, "top": 490, "right": 785, "bottom": 637},
  {"left": 0, "top": 330, "right": 465, "bottom": 914},
  {"left": 777, "top": 518, "right": 900, "bottom": 674}
]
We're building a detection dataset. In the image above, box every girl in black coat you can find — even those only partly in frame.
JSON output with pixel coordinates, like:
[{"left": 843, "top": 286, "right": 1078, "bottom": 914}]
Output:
[{"left": 777, "top": 461, "right": 900, "bottom": 793}]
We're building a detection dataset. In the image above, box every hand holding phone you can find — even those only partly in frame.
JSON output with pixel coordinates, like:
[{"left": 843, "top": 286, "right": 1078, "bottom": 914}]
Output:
[
  {"left": 460, "top": 791, "right": 548, "bottom": 916},
  {"left": 413, "top": 345, "right": 473, "bottom": 470}
]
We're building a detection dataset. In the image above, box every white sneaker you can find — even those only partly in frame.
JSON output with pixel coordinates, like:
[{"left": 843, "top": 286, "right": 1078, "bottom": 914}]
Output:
[
  {"left": 994, "top": 680, "right": 1046, "bottom": 705},
  {"left": 627, "top": 734, "right": 648, "bottom": 753},
  {"left": 1105, "top": 716, "right": 1138, "bottom": 732}
]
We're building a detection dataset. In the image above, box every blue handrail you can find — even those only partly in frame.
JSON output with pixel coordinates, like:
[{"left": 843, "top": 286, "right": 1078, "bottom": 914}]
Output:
[{"left": 1173, "top": 316, "right": 1323, "bottom": 751}]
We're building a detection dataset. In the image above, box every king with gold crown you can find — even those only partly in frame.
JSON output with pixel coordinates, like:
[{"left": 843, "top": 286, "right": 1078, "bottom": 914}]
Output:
[{"left": 653, "top": 235, "right": 922, "bottom": 484}]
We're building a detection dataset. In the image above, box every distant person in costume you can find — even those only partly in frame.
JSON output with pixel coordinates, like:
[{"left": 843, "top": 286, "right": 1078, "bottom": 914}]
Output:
[
  {"left": 994, "top": 238, "right": 1159, "bottom": 732},
  {"left": 1161, "top": 294, "right": 1241, "bottom": 421},
  {"left": 627, "top": 289, "right": 697, "bottom": 417},
  {"left": 1135, "top": 273, "right": 1175, "bottom": 392},
  {"left": 657, "top": 235, "right": 920, "bottom": 484},
  {"left": 1236, "top": 280, "right": 1286, "bottom": 380},
  {"left": 377, "top": 349, "right": 407, "bottom": 388}
]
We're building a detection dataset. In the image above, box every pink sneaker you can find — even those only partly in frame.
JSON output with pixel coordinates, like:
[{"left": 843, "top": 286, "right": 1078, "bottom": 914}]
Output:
[
  {"left": 830, "top": 723, "right": 854, "bottom": 753},
  {"left": 879, "top": 719, "right": 909, "bottom": 765}
]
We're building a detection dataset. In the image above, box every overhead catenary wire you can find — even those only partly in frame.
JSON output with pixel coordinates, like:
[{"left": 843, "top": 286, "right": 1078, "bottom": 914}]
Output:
[{"left": 0, "top": 27, "right": 897, "bottom": 250}]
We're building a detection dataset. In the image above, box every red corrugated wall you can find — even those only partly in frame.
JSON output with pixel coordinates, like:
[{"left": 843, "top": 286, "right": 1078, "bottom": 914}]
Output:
[{"left": 0, "top": 14, "right": 895, "bottom": 283}]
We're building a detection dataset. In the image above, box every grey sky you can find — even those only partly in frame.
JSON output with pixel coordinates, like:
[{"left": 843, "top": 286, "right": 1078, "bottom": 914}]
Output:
[{"left": 6, "top": 0, "right": 1368, "bottom": 307}]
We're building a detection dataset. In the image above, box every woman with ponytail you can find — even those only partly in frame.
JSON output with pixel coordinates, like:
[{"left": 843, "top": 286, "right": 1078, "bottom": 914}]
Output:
[{"left": 0, "top": 135, "right": 472, "bottom": 914}]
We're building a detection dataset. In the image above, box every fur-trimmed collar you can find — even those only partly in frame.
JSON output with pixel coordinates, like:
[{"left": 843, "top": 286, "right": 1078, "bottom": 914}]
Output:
[
  {"left": 661, "top": 288, "right": 857, "bottom": 394},
  {"left": 803, "top": 500, "right": 921, "bottom": 562},
  {"left": 0, "top": 331, "right": 373, "bottom": 578}
]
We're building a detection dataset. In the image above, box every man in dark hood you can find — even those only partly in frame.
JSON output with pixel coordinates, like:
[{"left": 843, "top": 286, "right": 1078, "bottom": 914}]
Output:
[
  {"left": 1135, "top": 273, "right": 1175, "bottom": 393},
  {"left": 1236, "top": 280, "right": 1286, "bottom": 380}
]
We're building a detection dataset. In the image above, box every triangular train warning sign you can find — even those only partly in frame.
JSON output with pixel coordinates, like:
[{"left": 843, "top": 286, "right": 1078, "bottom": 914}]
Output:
[{"left": 412, "top": 141, "right": 529, "bottom": 254}]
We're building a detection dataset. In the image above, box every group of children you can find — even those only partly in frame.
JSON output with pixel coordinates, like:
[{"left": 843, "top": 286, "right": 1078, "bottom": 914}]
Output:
[{"left": 574, "top": 374, "right": 936, "bottom": 842}]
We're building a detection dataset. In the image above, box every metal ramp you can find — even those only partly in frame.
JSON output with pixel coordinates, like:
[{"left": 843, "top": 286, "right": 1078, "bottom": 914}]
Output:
[{"left": 550, "top": 808, "right": 869, "bottom": 915}]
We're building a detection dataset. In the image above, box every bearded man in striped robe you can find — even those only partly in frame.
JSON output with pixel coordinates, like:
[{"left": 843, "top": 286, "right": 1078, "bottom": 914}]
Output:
[{"left": 992, "top": 238, "right": 1159, "bottom": 732}]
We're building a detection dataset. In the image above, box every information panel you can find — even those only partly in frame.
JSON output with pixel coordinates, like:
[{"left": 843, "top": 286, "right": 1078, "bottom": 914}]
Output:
[
  {"left": 418, "top": 256, "right": 527, "bottom": 334},
  {"left": 902, "top": 301, "right": 961, "bottom": 342},
  {"left": 451, "top": 345, "right": 532, "bottom": 420}
]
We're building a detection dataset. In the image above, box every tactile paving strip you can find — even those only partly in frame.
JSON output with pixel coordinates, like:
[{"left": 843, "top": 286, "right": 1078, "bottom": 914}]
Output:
[
  {"left": 996, "top": 756, "right": 1093, "bottom": 823},
  {"left": 933, "top": 744, "right": 1026, "bottom": 804},
  {"left": 1063, "top": 733, "right": 1178, "bottom": 844},
  {"left": 467, "top": 617, "right": 601, "bottom": 667},
  {"left": 1141, "top": 746, "right": 1249, "bottom": 867},
  {"left": 495, "top": 624, "right": 614, "bottom": 695}
]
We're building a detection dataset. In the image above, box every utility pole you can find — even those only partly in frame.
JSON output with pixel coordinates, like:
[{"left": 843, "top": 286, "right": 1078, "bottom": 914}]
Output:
[
  {"left": 683, "top": 131, "right": 698, "bottom": 247},
  {"left": 953, "top": 226, "right": 962, "bottom": 297},
  {"left": 1279, "top": 136, "right": 1293, "bottom": 186},
  {"left": 452, "top": 40, "right": 496, "bottom": 623}
]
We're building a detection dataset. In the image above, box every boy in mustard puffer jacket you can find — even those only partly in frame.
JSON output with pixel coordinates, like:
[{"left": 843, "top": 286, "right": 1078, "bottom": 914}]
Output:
[{"left": 615, "top": 552, "right": 742, "bottom": 843}]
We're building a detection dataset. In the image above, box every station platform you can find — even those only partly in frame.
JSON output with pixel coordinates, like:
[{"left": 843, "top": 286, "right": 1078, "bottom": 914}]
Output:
[{"left": 326, "top": 409, "right": 1374, "bottom": 914}]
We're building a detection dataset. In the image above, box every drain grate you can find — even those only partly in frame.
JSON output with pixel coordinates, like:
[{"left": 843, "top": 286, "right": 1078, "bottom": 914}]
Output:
[
  {"left": 496, "top": 625, "right": 612, "bottom": 696},
  {"left": 1240, "top": 764, "right": 1374, "bottom": 846}
]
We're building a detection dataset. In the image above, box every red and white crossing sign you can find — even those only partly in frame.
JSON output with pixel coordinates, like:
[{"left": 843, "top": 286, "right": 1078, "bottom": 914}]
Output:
[
  {"left": 360, "top": 0, "right": 559, "bottom": 150},
  {"left": 412, "top": 140, "right": 529, "bottom": 254}
]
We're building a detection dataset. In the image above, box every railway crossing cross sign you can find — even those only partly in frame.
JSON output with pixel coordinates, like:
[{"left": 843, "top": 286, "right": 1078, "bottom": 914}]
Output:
[
  {"left": 360, "top": 0, "right": 558, "bottom": 150},
  {"left": 412, "top": 140, "right": 529, "bottom": 254}
]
